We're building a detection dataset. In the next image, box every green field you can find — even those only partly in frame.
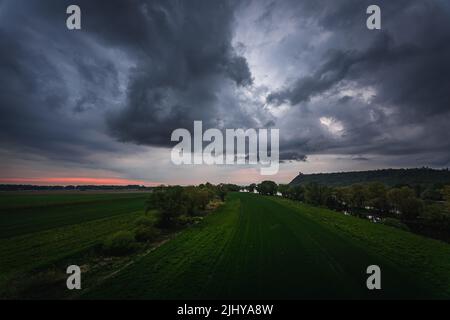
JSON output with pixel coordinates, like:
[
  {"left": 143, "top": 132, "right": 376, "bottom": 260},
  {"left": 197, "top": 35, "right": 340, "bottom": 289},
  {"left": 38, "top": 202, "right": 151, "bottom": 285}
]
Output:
[
  {"left": 85, "top": 193, "right": 450, "bottom": 299},
  {"left": 0, "top": 192, "right": 147, "bottom": 238},
  {"left": 0, "top": 192, "right": 149, "bottom": 293},
  {"left": 1, "top": 191, "right": 450, "bottom": 299}
]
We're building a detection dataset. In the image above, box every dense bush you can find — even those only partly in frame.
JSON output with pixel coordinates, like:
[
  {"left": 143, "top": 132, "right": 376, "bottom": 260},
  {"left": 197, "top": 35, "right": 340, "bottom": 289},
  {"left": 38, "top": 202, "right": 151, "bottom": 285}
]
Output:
[
  {"left": 102, "top": 231, "right": 137, "bottom": 256},
  {"left": 176, "top": 215, "right": 203, "bottom": 226},
  {"left": 278, "top": 184, "right": 305, "bottom": 201},
  {"left": 145, "top": 184, "right": 221, "bottom": 229},
  {"left": 134, "top": 226, "right": 158, "bottom": 243},
  {"left": 134, "top": 216, "right": 154, "bottom": 227},
  {"left": 146, "top": 186, "right": 189, "bottom": 228},
  {"left": 444, "top": 186, "right": 450, "bottom": 213},
  {"left": 304, "top": 183, "right": 332, "bottom": 206},
  {"left": 420, "top": 203, "right": 450, "bottom": 227},
  {"left": 184, "top": 187, "right": 213, "bottom": 215},
  {"left": 387, "top": 187, "right": 424, "bottom": 219},
  {"left": 257, "top": 181, "right": 278, "bottom": 196}
]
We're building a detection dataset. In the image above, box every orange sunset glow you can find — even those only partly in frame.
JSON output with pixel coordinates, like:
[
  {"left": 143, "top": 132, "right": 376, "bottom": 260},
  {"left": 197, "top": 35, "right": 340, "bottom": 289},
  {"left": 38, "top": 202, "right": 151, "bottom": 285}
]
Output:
[{"left": 0, "top": 177, "right": 160, "bottom": 186}]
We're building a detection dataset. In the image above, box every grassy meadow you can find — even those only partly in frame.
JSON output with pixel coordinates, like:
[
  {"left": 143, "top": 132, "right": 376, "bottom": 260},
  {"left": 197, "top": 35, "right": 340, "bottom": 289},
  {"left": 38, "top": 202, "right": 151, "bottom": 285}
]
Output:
[
  {"left": 86, "top": 193, "right": 450, "bottom": 299},
  {"left": 0, "top": 192, "right": 148, "bottom": 238},
  {"left": 1, "top": 191, "right": 450, "bottom": 299},
  {"left": 0, "top": 192, "right": 151, "bottom": 297}
]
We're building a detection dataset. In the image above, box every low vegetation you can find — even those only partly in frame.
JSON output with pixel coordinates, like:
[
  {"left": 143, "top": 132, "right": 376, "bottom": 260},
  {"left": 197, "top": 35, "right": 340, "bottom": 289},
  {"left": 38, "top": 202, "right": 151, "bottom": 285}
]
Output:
[
  {"left": 134, "top": 226, "right": 159, "bottom": 243},
  {"left": 102, "top": 231, "right": 137, "bottom": 256}
]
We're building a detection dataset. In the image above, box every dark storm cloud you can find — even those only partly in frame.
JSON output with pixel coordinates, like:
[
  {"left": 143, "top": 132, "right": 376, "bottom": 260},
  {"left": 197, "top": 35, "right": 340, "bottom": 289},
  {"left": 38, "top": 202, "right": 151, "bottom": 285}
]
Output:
[
  {"left": 23, "top": 0, "right": 255, "bottom": 148},
  {"left": 0, "top": 0, "right": 127, "bottom": 166},
  {"left": 270, "top": 29, "right": 450, "bottom": 121},
  {"left": 0, "top": 0, "right": 254, "bottom": 163},
  {"left": 104, "top": 0, "right": 256, "bottom": 147},
  {"left": 279, "top": 152, "right": 307, "bottom": 163},
  {"left": 264, "top": 0, "right": 450, "bottom": 163},
  {"left": 1, "top": 0, "right": 450, "bottom": 177},
  {"left": 267, "top": 33, "right": 417, "bottom": 106}
]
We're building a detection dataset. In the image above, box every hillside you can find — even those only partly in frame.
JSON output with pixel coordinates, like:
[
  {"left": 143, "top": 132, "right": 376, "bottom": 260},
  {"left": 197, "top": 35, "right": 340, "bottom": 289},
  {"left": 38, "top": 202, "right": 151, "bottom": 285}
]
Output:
[{"left": 289, "top": 168, "right": 450, "bottom": 187}]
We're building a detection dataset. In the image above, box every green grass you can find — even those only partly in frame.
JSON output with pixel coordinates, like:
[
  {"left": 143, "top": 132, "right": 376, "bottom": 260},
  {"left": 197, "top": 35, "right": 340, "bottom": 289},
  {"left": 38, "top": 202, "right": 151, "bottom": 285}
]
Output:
[
  {"left": 0, "top": 192, "right": 146, "bottom": 209},
  {"left": 0, "top": 192, "right": 152, "bottom": 291},
  {"left": 85, "top": 193, "right": 450, "bottom": 299},
  {"left": 0, "top": 212, "right": 144, "bottom": 285},
  {"left": 83, "top": 196, "right": 241, "bottom": 299},
  {"left": 2, "top": 191, "right": 449, "bottom": 299},
  {"left": 0, "top": 193, "right": 148, "bottom": 238}
]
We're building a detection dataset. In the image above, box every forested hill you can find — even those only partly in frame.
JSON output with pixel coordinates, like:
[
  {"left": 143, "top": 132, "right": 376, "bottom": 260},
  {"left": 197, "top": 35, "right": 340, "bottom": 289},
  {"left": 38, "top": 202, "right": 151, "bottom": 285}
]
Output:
[{"left": 289, "top": 168, "right": 450, "bottom": 187}]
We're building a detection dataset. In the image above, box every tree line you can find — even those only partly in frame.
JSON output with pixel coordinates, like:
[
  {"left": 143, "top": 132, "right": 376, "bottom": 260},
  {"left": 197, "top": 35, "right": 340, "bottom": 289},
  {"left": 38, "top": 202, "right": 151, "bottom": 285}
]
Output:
[
  {"left": 145, "top": 183, "right": 240, "bottom": 228},
  {"left": 289, "top": 168, "right": 450, "bottom": 187}
]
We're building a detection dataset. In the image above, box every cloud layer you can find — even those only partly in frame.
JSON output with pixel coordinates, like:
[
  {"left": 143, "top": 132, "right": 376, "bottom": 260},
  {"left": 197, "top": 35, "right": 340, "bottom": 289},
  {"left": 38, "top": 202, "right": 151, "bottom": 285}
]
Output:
[{"left": 1, "top": 0, "right": 450, "bottom": 184}]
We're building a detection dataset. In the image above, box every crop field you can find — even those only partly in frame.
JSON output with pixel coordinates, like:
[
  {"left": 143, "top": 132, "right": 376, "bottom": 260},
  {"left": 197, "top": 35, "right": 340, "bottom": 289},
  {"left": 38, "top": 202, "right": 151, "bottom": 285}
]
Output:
[
  {"left": 1, "top": 191, "right": 450, "bottom": 299},
  {"left": 85, "top": 193, "right": 450, "bottom": 299},
  {"left": 0, "top": 192, "right": 149, "bottom": 295},
  {"left": 0, "top": 192, "right": 148, "bottom": 238}
]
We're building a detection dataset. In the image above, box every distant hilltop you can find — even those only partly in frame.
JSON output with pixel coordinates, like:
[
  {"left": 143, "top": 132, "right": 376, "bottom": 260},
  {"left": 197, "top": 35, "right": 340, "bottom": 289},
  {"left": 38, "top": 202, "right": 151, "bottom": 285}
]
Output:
[{"left": 289, "top": 168, "right": 450, "bottom": 187}]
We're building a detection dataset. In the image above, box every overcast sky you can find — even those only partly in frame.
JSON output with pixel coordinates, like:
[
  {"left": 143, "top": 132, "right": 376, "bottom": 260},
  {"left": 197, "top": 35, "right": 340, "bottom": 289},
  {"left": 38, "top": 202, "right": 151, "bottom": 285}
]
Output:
[{"left": 1, "top": 0, "right": 450, "bottom": 185}]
